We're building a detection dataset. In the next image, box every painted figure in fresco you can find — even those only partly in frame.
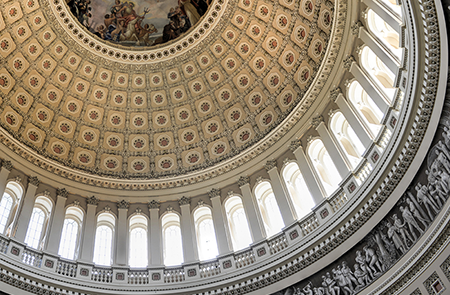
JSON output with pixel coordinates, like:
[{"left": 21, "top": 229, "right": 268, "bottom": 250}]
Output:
[
  {"left": 399, "top": 206, "right": 423, "bottom": 240},
  {"left": 392, "top": 214, "right": 414, "bottom": 247},
  {"left": 406, "top": 197, "right": 430, "bottom": 229},
  {"left": 332, "top": 266, "right": 353, "bottom": 295},
  {"left": 353, "top": 264, "right": 371, "bottom": 287},
  {"left": 386, "top": 220, "right": 405, "bottom": 255},
  {"left": 415, "top": 183, "right": 439, "bottom": 220},
  {"left": 355, "top": 250, "right": 374, "bottom": 281},
  {"left": 179, "top": 0, "right": 201, "bottom": 26},
  {"left": 363, "top": 246, "right": 383, "bottom": 275}
]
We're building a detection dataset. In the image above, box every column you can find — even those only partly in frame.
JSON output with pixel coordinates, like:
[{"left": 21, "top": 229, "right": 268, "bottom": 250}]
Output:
[
  {"left": 264, "top": 160, "right": 296, "bottom": 225},
  {"left": 14, "top": 176, "right": 40, "bottom": 242},
  {"left": 362, "top": 0, "right": 401, "bottom": 33},
  {"left": 289, "top": 140, "right": 325, "bottom": 205},
  {"left": 359, "top": 28, "right": 399, "bottom": 74},
  {"left": 45, "top": 188, "right": 68, "bottom": 254},
  {"left": 114, "top": 200, "right": 129, "bottom": 266},
  {"left": 179, "top": 197, "right": 199, "bottom": 263},
  {"left": 208, "top": 189, "right": 232, "bottom": 255},
  {"left": 79, "top": 196, "right": 99, "bottom": 262},
  {"left": 148, "top": 201, "right": 163, "bottom": 266},
  {"left": 312, "top": 115, "right": 351, "bottom": 178},
  {"left": 0, "top": 160, "right": 12, "bottom": 201},
  {"left": 238, "top": 177, "right": 266, "bottom": 242},
  {"left": 346, "top": 56, "right": 391, "bottom": 113},
  {"left": 333, "top": 91, "right": 374, "bottom": 147}
]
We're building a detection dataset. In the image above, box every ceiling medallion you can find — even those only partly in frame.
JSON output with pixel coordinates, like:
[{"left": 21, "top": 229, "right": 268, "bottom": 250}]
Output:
[{"left": 49, "top": 0, "right": 227, "bottom": 62}]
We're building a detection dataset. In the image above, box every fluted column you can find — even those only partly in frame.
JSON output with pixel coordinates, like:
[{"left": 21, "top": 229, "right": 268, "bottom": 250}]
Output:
[
  {"left": 289, "top": 140, "right": 325, "bottom": 205},
  {"left": 148, "top": 201, "right": 163, "bottom": 266},
  {"left": 179, "top": 197, "right": 199, "bottom": 263},
  {"left": 362, "top": 0, "right": 401, "bottom": 33},
  {"left": 14, "top": 176, "right": 40, "bottom": 242},
  {"left": 345, "top": 55, "right": 390, "bottom": 113},
  {"left": 238, "top": 177, "right": 265, "bottom": 242},
  {"left": 45, "top": 189, "right": 68, "bottom": 254},
  {"left": 331, "top": 89, "right": 374, "bottom": 147},
  {"left": 79, "top": 196, "right": 99, "bottom": 262},
  {"left": 264, "top": 160, "right": 297, "bottom": 224},
  {"left": 208, "top": 189, "right": 232, "bottom": 255},
  {"left": 114, "top": 200, "right": 129, "bottom": 266},
  {"left": 312, "top": 115, "right": 351, "bottom": 178},
  {"left": 0, "top": 160, "right": 12, "bottom": 201}
]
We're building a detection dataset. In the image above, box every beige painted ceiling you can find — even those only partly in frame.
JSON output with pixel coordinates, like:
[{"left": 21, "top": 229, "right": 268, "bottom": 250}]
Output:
[{"left": 0, "top": 0, "right": 334, "bottom": 180}]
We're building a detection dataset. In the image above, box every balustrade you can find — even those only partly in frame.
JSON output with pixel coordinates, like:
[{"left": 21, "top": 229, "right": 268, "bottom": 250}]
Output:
[
  {"left": 234, "top": 248, "right": 255, "bottom": 269},
  {"left": 128, "top": 270, "right": 149, "bottom": 284},
  {"left": 56, "top": 260, "right": 77, "bottom": 277},
  {"left": 328, "top": 189, "right": 349, "bottom": 213},
  {"left": 91, "top": 267, "right": 113, "bottom": 283},
  {"left": 267, "top": 233, "right": 288, "bottom": 255},
  {"left": 21, "top": 248, "right": 42, "bottom": 267},
  {"left": 199, "top": 261, "right": 221, "bottom": 278},
  {"left": 299, "top": 213, "right": 320, "bottom": 235},
  {"left": 164, "top": 267, "right": 185, "bottom": 283},
  {"left": 0, "top": 236, "right": 8, "bottom": 254}
]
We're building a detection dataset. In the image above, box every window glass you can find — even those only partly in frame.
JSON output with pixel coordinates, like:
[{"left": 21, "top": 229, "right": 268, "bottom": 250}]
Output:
[
  {"left": 58, "top": 218, "right": 79, "bottom": 260},
  {"left": 0, "top": 193, "right": 13, "bottom": 234},
  {"left": 24, "top": 208, "right": 45, "bottom": 249},
  {"left": 129, "top": 227, "right": 148, "bottom": 267},
  {"left": 93, "top": 225, "right": 113, "bottom": 266}
]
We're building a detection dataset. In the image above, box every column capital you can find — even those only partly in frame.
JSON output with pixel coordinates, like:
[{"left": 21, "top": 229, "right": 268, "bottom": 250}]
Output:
[
  {"left": 56, "top": 188, "right": 68, "bottom": 199},
  {"left": 311, "top": 115, "right": 324, "bottom": 129},
  {"left": 148, "top": 200, "right": 160, "bottom": 209},
  {"left": 237, "top": 176, "right": 250, "bottom": 187},
  {"left": 117, "top": 199, "right": 129, "bottom": 209},
  {"left": 264, "top": 160, "right": 277, "bottom": 171},
  {"left": 289, "top": 139, "right": 302, "bottom": 151},
  {"left": 343, "top": 55, "right": 356, "bottom": 70},
  {"left": 0, "top": 160, "right": 13, "bottom": 171},
  {"left": 28, "top": 176, "right": 40, "bottom": 187},
  {"left": 351, "top": 21, "right": 363, "bottom": 36},
  {"left": 87, "top": 196, "right": 99, "bottom": 206},
  {"left": 178, "top": 196, "right": 190, "bottom": 206},
  {"left": 330, "top": 87, "right": 342, "bottom": 103},
  {"left": 208, "top": 188, "right": 221, "bottom": 199}
]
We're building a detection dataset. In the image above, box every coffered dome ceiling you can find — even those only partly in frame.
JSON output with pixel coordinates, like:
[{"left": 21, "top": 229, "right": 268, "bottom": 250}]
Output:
[{"left": 0, "top": 0, "right": 336, "bottom": 185}]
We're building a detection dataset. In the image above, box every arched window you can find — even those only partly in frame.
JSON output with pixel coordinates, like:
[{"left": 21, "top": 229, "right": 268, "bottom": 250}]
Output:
[
  {"left": 308, "top": 139, "right": 342, "bottom": 195},
  {"left": 224, "top": 196, "right": 252, "bottom": 250},
  {"left": 161, "top": 213, "right": 183, "bottom": 266},
  {"left": 360, "top": 46, "right": 396, "bottom": 101},
  {"left": 347, "top": 80, "right": 383, "bottom": 135},
  {"left": 378, "top": 0, "right": 402, "bottom": 17},
  {"left": 0, "top": 181, "right": 23, "bottom": 235},
  {"left": 193, "top": 207, "right": 219, "bottom": 261},
  {"left": 282, "top": 162, "right": 316, "bottom": 219},
  {"left": 24, "top": 196, "right": 53, "bottom": 249},
  {"left": 367, "top": 9, "right": 401, "bottom": 59},
  {"left": 330, "top": 111, "right": 365, "bottom": 169},
  {"left": 254, "top": 181, "right": 284, "bottom": 237},
  {"left": 58, "top": 206, "right": 84, "bottom": 260},
  {"left": 129, "top": 215, "right": 148, "bottom": 268},
  {"left": 93, "top": 212, "right": 115, "bottom": 266}
]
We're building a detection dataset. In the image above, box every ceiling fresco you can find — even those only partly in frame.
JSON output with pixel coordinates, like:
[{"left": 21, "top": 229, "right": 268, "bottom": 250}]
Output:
[
  {"left": 0, "top": 0, "right": 338, "bottom": 183},
  {"left": 67, "top": 0, "right": 211, "bottom": 47}
]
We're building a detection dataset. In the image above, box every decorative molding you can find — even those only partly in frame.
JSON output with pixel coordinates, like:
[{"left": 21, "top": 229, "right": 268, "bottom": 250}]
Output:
[
  {"left": 179, "top": 196, "right": 190, "bottom": 206},
  {"left": 148, "top": 200, "right": 161, "bottom": 209},
  {"left": 343, "top": 55, "right": 356, "bottom": 70},
  {"left": 311, "top": 115, "right": 324, "bottom": 129},
  {"left": 237, "top": 176, "right": 250, "bottom": 187},
  {"left": 117, "top": 200, "right": 130, "bottom": 209},
  {"left": 56, "top": 188, "right": 68, "bottom": 198},
  {"left": 351, "top": 21, "right": 363, "bottom": 36},
  {"left": 28, "top": 176, "right": 40, "bottom": 187},
  {"left": 330, "top": 87, "right": 342, "bottom": 103},
  {"left": 208, "top": 188, "right": 221, "bottom": 199},
  {"left": 0, "top": 160, "right": 13, "bottom": 171},
  {"left": 289, "top": 139, "right": 302, "bottom": 151},
  {"left": 87, "top": 196, "right": 99, "bottom": 206},
  {"left": 264, "top": 160, "right": 277, "bottom": 171}
]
